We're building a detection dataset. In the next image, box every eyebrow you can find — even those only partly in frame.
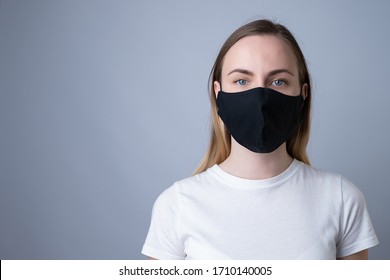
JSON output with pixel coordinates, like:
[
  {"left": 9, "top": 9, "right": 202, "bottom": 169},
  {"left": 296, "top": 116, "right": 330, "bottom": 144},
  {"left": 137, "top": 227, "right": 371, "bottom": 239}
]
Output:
[
  {"left": 268, "top": 68, "right": 295, "bottom": 77},
  {"left": 227, "top": 68, "right": 295, "bottom": 77},
  {"left": 227, "top": 68, "right": 254, "bottom": 76}
]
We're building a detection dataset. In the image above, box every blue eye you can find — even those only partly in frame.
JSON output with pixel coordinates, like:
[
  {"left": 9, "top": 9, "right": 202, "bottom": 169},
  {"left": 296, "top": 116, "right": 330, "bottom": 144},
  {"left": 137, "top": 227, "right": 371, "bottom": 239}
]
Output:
[
  {"left": 271, "top": 80, "right": 286, "bottom": 86},
  {"left": 235, "top": 79, "right": 247, "bottom": 86}
]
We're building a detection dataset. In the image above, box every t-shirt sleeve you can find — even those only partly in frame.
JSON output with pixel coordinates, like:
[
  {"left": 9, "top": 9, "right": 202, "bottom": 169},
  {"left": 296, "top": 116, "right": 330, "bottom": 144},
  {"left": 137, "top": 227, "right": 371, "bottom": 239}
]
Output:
[
  {"left": 141, "top": 184, "right": 186, "bottom": 259},
  {"left": 336, "top": 177, "right": 379, "bottom": 258}
]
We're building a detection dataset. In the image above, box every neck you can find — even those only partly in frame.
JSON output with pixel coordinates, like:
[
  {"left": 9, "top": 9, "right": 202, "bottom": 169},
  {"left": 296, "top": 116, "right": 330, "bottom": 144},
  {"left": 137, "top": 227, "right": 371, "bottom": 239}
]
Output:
[{"left": 219, "top": 138, "right": 294, "bottom": 180}]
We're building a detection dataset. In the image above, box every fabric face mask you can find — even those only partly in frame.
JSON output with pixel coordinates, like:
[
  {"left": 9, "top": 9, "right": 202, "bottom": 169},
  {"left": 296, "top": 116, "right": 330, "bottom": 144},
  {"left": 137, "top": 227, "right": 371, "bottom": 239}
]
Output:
[{"left": 216, "top": 87, "right": 304, "bottom": 153}]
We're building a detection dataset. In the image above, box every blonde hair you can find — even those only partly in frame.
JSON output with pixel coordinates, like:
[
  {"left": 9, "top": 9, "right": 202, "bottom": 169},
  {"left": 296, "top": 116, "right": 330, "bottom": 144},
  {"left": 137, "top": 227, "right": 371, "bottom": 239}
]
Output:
[{"left": 194, "top": 19, "right": 312, "bottom": 174}]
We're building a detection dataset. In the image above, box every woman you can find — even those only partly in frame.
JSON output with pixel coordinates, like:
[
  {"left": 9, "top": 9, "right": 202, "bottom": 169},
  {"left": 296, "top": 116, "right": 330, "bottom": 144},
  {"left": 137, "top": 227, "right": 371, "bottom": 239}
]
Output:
[{"left": 142, "top": 19, "right": 379, "bottom": 259}]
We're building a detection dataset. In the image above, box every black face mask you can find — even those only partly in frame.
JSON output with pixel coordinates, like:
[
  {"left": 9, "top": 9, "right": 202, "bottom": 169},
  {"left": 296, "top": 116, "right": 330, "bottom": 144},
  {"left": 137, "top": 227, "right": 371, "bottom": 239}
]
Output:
[{"left": 216, "top": 87, "right": 304, "bottom": 153}]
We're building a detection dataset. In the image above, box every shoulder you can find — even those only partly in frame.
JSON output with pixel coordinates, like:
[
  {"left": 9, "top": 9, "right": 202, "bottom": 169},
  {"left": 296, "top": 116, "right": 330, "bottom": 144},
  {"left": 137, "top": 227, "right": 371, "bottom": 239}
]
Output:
[
  {"left": 294, "top": 161, "right": 342, "bottom": 194},
  {"left": 298, "top": 161, "right": 355, "bottom": 186},
  {"left": 295, "top": 161, "right": 364, "bottom": 200},
  {"left": 153, "top": 167, "right": 215, "bottom": 208},
  {"left": 169, "top": 166, "right": 217, "bottom": 193},
  {"left": 297, "top": 161, "right": 342, "bottom": 183}
]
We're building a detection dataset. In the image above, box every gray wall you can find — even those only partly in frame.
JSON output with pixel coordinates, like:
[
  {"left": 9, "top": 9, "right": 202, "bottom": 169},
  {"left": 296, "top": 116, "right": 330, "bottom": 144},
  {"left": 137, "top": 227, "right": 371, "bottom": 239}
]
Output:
[{"left": 0, "top": 0, "right": 389, "bottom": 259}]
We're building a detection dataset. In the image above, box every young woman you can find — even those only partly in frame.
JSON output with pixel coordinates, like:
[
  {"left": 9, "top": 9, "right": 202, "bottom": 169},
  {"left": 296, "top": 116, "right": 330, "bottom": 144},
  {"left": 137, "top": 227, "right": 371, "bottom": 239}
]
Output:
[{"left": 142, "top": 19, "right": 379, "bottom": 259}]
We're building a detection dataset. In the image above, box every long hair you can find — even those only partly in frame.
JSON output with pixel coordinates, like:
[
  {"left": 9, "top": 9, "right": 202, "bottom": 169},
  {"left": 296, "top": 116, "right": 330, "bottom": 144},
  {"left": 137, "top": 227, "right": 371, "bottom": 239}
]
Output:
[{"left": 194, "top": 19, "right": 312, "bottom": 174}]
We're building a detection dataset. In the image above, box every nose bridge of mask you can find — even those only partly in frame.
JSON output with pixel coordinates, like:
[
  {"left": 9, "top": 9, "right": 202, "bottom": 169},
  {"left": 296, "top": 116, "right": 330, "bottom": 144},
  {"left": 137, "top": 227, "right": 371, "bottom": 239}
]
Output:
[{"left": 218, "top": 86, "right": 301, "bottom": 97}]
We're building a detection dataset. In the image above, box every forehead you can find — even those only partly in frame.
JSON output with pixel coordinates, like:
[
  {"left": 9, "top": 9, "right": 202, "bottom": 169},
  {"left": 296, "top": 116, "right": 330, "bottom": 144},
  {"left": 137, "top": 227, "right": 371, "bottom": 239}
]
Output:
[{"left": 222, "top": 35, "right": 298, "bottom": 75}]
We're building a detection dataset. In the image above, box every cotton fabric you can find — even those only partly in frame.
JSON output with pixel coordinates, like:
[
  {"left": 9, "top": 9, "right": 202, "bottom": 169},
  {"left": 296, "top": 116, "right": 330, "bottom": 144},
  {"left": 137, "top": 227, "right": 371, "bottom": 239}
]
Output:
[{"left": 142, "top": 160, "right": 378, "bottom": 259}]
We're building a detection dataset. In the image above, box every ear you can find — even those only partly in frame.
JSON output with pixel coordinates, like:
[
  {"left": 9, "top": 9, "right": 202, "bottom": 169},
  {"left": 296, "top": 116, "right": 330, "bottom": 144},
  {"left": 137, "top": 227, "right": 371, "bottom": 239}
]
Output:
[
  {"left": 214, "top": 81, "right": 221, "bottom": 98},
  {"left": 301, "top": 83, "right": 308, "bottom": 100}
]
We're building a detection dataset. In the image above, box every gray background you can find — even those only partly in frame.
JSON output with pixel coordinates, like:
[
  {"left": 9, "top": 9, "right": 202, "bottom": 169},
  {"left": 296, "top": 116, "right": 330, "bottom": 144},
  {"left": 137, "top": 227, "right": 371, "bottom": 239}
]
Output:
[{"left": 1, "top": 0, "right": 389, "bottom": 259}]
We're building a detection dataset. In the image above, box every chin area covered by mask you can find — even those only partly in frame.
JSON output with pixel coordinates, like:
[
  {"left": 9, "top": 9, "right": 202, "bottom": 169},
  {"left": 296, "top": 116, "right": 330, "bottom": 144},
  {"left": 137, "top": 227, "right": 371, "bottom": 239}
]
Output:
[{"left": 216, "top": 87, "right": 304, "bottom": 153}]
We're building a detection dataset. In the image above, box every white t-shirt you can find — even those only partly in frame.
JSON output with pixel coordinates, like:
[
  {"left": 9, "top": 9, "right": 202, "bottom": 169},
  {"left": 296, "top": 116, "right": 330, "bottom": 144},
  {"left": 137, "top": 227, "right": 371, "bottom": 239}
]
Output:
[{"left": 142, "top": 160, "right": 379, "bottom": 259}]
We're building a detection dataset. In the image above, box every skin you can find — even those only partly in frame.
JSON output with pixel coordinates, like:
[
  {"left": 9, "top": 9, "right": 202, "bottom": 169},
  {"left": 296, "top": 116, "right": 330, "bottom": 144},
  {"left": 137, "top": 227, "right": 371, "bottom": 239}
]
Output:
[{"left": 213, "top": 35, "right": 368, "bottom": 260}]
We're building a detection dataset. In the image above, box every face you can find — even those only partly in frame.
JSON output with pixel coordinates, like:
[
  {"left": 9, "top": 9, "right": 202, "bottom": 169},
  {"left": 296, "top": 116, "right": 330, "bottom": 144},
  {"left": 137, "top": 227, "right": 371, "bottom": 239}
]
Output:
[{"left": 214, "top": 35, "right": 307, "bottom": 97}]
